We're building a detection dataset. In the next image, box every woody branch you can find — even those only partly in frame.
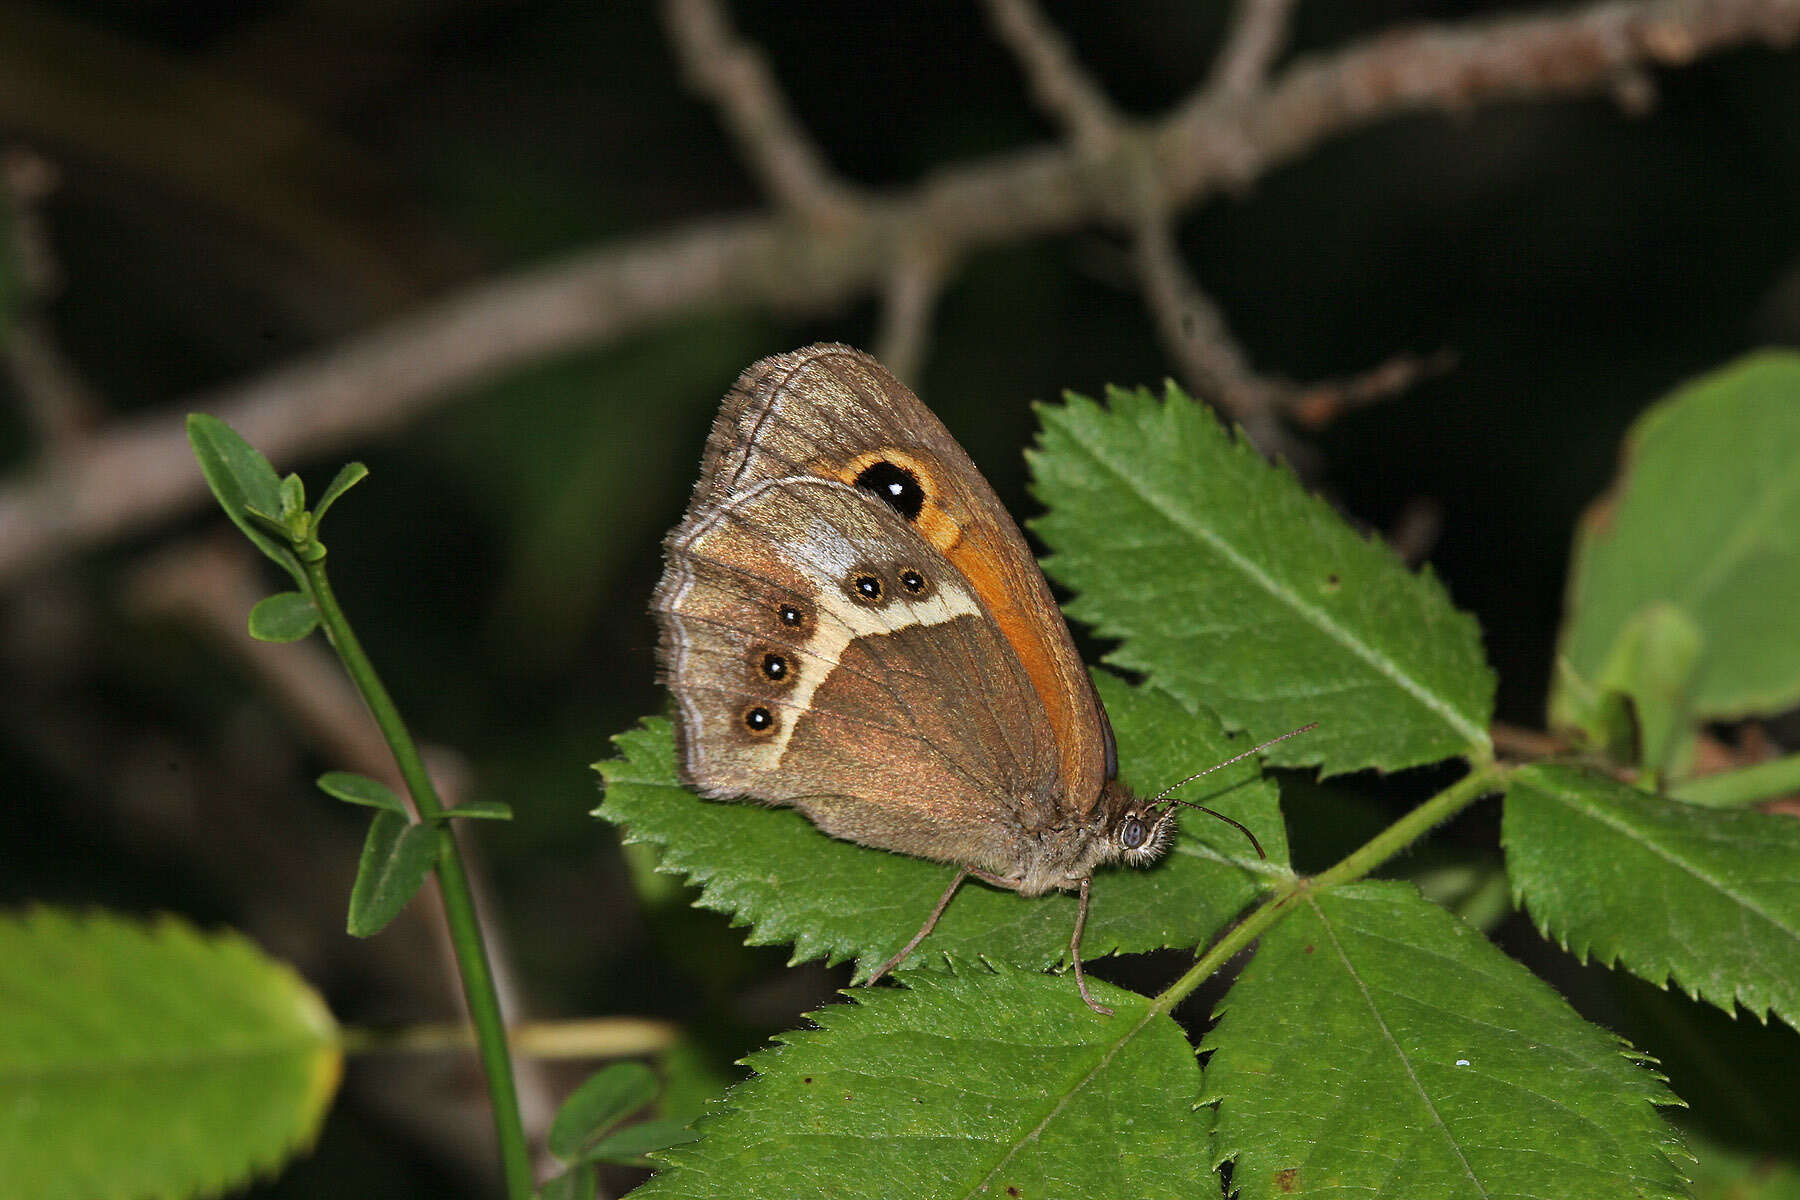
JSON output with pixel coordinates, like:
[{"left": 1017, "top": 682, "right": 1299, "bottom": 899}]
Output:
[{"left": 0, "top": 0, "right": 1794, "bottom": 583}]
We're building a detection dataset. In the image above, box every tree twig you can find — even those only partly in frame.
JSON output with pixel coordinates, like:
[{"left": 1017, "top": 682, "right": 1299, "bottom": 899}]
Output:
[
  {"left": 1132, "top": 208, "right": 1295, "bottom": 457},
  {"left": 1207, "top": 0, "right": 1299, "bottom": 99},
  {"left": 2, "top": 0, "right": 1795, "bottom": 583},
  {"left": 982, "top": 0, "right": 1119, "bottom": 155},
  {"left": 2, "top": 148, "right": 102, "bottom": 450},
  {"left": 874, "top": 244, "right": 949, "bottom": 386},
  {"left": 661, "top": 0, "right": 857, "bottom": 225}
]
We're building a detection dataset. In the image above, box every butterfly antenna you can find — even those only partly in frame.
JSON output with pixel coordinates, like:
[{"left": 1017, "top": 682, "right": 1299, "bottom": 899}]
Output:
[
  {"left": 1163, "top": 800, "right": 1266, "bottom": 860},
  {"left": 1147, "top": 723, "right": 1319, "bottom": 861}
]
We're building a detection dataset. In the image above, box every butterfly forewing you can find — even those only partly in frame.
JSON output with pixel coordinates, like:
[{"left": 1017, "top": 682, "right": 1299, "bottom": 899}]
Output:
[
  {"left": 674, "top": 345, "right": 1113, "bottom": 815},
  {"left": 656, "top": 475, "right": 1062, "bottom": 874}
]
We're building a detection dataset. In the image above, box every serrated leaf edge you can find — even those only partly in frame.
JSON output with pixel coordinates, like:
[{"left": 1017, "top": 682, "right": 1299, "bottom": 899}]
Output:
[
  {"left": 1033, "top": 386, "right": 1493, "bottom": 766},
  {"left": 1507, "top": 768, "right": 1800, "bottom": 1026}
]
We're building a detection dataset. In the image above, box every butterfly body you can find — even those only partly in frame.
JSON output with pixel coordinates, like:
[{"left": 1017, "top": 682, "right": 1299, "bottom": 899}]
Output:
[{"left": 653, "top": 345, "right": 1174, "bottom": 1004}]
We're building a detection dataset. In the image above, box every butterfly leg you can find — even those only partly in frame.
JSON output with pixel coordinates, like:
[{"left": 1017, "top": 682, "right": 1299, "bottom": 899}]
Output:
[
  {"left": 1071, "top": 876, "right": 1113, "bottom": 1016},
  {"left": 868, "top": 868, "right": 970, "bottom": 985}
]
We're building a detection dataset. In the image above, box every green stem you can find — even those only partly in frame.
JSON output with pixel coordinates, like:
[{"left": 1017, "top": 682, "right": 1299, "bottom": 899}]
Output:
[
  {"left": 1153, "top": 761, "right": 1509, "bottom": 1013},
  {"left": 1671, "top": 750, "right": 1800, "bottom": 808},
  {"left": 304, "top": 556, "right": 534, "bottom": 1200},
  {"left": 1310, "top": 762, "right": 1508, "bottom": 892}
]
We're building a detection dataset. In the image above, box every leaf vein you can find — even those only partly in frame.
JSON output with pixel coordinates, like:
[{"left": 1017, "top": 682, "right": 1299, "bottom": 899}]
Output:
[{"left": 1066, "top": 424, "right": 1488, "bottom": 749}]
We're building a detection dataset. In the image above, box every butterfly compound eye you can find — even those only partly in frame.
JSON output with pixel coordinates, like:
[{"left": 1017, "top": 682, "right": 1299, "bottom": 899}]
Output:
[
  {"left": 854, "top": 460, "right": 925, "bottom": 521},
  {"left": 1119, "top": 816, "right": 1147, "bottom": 850}
]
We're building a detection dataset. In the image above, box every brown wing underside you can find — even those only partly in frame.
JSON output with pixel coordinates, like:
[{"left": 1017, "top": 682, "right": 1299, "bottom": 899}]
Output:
[
  {"left": 679, "top": 344, "right": 1113, "bottom": 815},
  {"left": 655, "top": 476, "right": 1061, "bottom": 876}
]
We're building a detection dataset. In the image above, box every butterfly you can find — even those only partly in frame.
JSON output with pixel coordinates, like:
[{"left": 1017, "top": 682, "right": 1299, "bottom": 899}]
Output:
[{"left": 653, "top": 344, "right": 1291, "bottom": 1013}]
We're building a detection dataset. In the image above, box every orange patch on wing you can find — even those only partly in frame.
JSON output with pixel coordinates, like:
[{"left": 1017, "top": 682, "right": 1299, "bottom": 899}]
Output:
[
  {"left": 944, "top": 524, "right": 1087, "bottom": 791},
  {"left": 833, "top": 449, "right": 964, "bottom": 553},
  {"left": 832, "top": 446, "right": 1087, "bottom": 796}
]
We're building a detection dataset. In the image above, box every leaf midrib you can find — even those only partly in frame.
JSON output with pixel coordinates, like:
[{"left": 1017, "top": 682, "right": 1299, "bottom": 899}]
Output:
[
  {"left": 959, "top": 1006, "right": 1164, "bottom": 1200},
  {"left": 1666, "top": 428, "right": 1800, "bottom": 612},
  {"left": 1547, "top": 780, "right": 1800, "bottom": 949},
  {"left": 1308, "top": 891, "right": 1490, "bottom": 1198},
  {"left": 1061, "top": 413, "right": 1489, "bottom": 751},
  {"left": 0, "top": 1035, "right": 327, "bottom": 1082}
]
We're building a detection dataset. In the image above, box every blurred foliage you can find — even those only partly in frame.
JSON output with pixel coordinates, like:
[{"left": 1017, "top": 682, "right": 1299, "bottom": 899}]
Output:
[
  {"left": 0, "top": 909, "right": 340, "bottom": 1200},
  {"left": 3, "top": 2, "right": 1800, "bottom": 1197}
]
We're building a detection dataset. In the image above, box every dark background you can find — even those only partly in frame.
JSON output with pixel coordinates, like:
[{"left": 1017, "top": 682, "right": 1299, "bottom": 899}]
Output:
[{"left": 4, "top": 2, "right": 1799, "bottom": 1195}]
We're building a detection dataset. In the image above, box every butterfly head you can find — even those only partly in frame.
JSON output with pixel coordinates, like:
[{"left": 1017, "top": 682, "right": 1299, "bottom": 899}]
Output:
[
  {"left": 1108, "top": 802, "right": 1180, "bottom": 867},
  {"left": 1106, "top": 787, "right": 1179, "bottom": 869}
]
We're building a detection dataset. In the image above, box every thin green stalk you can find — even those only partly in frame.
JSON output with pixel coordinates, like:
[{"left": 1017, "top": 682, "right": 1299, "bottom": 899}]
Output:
[
  {"left": 304, "top": 556, "right": 534, "bottom": 1200},
  {"left": 1671, "top": 750, "right": 1800, "bottom": 808},
  {"left": 1153, "top": 761, "right": 1509, "bottom": 1013},
  {"left": 1310, "top": 761, "right": 1508, "bottom": 891}
]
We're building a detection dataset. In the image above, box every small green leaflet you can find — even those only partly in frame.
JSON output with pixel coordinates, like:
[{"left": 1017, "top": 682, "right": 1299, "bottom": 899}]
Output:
[
  {"left": 549, "top": 1062, "right": 659, "bottom": 1161},
  {"left": 1203, "top": 882, "right": 1686, "bottom": 1200},
  {"left": 594, "top": 674, "right": 1287, "bottom": 980},
  {"left": 317, "top": 770, "right": 406, "bottom": 813},
  {"left": 186, "top": 413, "right": 305, "bottom": 588},
  {"left": 582, "top": 1118, "right": 698, "bottom": 1163},
  {"left": 1683, "top": 1127, "right": 1800, "bottom": 1199},
  {"left": 443, "top": 798, "right": 514, "bottom": 821},
  {"left": 1028, "top": 383, "right": 1494, "bottom": 775},
  {"left": 347, "top": 811, "right": 442, "bottom": 937},
  {"left": 1553, "top": 352, "right": 1800, "bottom": 734},
  {"left": 312, "top": 461, "right": 368, "bottom": 526},
  {"left": 632, "top": 963, "right": 1205, "bottom": 1200},
  {"left": 1504, "top": 763, "right": 1800, "bottom": 1030},
  {"left": 0, "top": 909, "right": 340, "bottom": 1200},
  {"left": 249, "top": 591, "right": 321, "bottom": 643}
]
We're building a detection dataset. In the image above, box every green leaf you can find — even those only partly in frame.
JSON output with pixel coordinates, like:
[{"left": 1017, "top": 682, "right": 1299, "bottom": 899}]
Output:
[
  {"left": 1029, "top": 384, "right": 1494, "bottom": 775},
  {"left": 548, "top": 1062, "right": 659, "bottom": 1161},
  {"left": 1204, "top": 882, "right": 1686, "bottom": 1200},
  {"left": 186, "top": 414, "right": 305, "bottom": 587},
  {"left": 0, "top": 908, "right": 340, "bottom": 1200},
  {"left": 248, "top": 591, "right": 320, "bottom": 643},
  {"left": 1592, "top": 602, "right": 1705, "bottom": 780},
  {"left": 632, "top": 963, "right": 1205, "bottom": 1199},
  {"left": 316, "top": 770, "right": 406, "bottom": 814},
  {"left": 312, "top": 461, "right": 368, "bottom": 525},
  {"left": 595, "top": 674, "right": 1287, "bottom": 981},
  {"left": 278, "top": 472, "right": 306, "bottom": 520},
  {"left": 347, "top": 812, "right": 441, "bottom": 937},
  {"left": 1685, "top": 1127, "right": 1800, "bottom": 1199},
  {"left": 1672, "top": 751, "right": 1800, "bottom": 808},
  {"left": 583, "top": 1118, "right": 699, "bottom": 1164},
  {"left": 440, "top": 799, "right": 514, "bottom": 821},
  {"left": 538, "top": 1164, "right": 597, "bottom": 1200},
  {"left": 657, "top": 1035, "right": 734, "bottom": 1126},
  {"left": 1553, "top": 352, "right": 1800, "bottom": 732},
  {"left": 1504, "top": 763, "right": 1800, "bottom": 1028}
]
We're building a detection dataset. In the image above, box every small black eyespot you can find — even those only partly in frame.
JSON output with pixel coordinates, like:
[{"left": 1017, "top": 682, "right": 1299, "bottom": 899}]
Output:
[
  {"left": 900, "top": 569, "right": 925, "bottom": 593},
  {"left": 854, "top": 574, "right": 883, "bottom": 601},
  {"left": 854, "top": 460, "right": 926, "bottom": 521},
  {"left": 744, "top": 706, "right": 774, "bottom": 733},
  {"left": 779, "top": 605, "right": 804, "bottom": 626},
  {"left": 1120, "top": 816, "right": 1147, "bottom": 850},
  {"left": 761, "top": 653, "right": 788, "bottom": 681}
]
